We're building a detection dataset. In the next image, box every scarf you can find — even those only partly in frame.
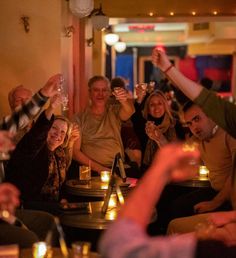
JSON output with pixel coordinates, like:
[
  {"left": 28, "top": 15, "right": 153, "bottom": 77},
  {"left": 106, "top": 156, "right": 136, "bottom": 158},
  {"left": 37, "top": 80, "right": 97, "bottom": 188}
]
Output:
[
  {"left": 143, "top": 113, "right": 177, "bottom": 166},
  {"left": 40, "top": 147, "right": 67, "bottom": 201}
]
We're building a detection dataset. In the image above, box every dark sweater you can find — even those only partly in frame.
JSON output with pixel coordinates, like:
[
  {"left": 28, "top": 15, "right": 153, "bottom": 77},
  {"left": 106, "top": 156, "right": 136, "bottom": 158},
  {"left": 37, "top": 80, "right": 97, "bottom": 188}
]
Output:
[{"left": 5, "top": 112, "right": 54, "bottom": 201}]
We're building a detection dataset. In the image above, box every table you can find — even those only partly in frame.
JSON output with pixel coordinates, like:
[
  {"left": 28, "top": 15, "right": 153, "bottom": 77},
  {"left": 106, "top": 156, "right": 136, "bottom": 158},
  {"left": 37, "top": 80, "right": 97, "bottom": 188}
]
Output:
[
  {"left": 20, "top": 247, "right": 101, "bottom": 258},
  {"left": 171, "top": 177, "right": 211, "bottom": 188},
  {"left": 65, "top": 177, "right": 132, "bottom": 198},
  {"left": 60, "top": 201, "right": 119, "bottom": 230}
]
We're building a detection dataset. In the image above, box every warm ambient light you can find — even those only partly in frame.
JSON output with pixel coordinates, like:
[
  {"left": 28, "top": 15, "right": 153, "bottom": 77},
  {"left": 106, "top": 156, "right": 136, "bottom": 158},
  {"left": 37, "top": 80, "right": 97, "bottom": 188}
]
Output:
[
  {"left": 199, "top": 165, "right": 209, "bottom": 178},
  {"left": 101, "top": 171, "right": 111, "bottom": 183},
  {"left": 108, "top": 194, "right": 117, "bottom": 208},
  {"left": 149, "top": 12, "right": 154, "bottom": 17},
  {"left": 104, "top": 33, "right": 119, "bottom": 46},
  {"left": 170, "top": 12, "right": 174, "bottom": 16},
  {"left": 32, "top": 242, "right": 48, "bottom": 258},
  {"left": 213, "top": 11, "right": 218, "bottom": 15},
  {"left": 192, "top": 11, "right": 196, "bottom": 16},
  {"left": 114, "top": 41, "right": 127, "bottom": 53}
]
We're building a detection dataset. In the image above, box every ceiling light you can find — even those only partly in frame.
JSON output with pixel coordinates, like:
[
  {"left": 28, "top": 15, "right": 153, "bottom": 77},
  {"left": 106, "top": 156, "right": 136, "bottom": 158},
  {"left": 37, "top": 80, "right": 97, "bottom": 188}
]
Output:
[
  {"left": 104, "top": 33, "right": 119, "bottom": 46},
  {"left": 90, "top": 4, "right": 109, "bottom": 31},
  {"left": 114, "top": 41, "right": 127, "bottom": 53},
  {"left": 69, "top": 0, "right": 94, "bottom": 18}
]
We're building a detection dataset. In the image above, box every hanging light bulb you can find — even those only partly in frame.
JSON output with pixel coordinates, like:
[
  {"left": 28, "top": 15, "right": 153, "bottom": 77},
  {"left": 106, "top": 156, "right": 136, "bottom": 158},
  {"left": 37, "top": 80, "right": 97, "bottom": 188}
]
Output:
[
  {"left": 90, "top": 4, "right": 109, "bottom": 31},
  {"left": 104, "top": 33, "right": 119, "bottom": 46},
  {"left": 114, "top": 41, "right": 127, "bottom": 53}
]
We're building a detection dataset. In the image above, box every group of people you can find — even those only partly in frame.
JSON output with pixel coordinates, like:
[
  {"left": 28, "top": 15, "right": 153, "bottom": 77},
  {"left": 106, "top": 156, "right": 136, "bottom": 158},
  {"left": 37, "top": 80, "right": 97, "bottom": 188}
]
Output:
[
  {"left": 1, "top": 48, "right": 236, "bottom": 257},
  {"left": 99, "top": 49, "right": 236, "bottom": 257}
]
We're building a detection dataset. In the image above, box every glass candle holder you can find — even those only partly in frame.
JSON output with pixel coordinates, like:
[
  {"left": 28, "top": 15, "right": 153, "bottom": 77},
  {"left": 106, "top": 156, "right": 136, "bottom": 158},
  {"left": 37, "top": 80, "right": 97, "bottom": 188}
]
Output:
[
  {"left": 108, "top": 194, "right": 117, "bottom": 208},
  {"left": 32, "top": 242, "right": 49, "bottom": 258},
  {"left": 199, "top": 165, "right": 209, "bottom": 179},
  {"left": 100, "top": 171, "right": 111, "bottom": 183}
]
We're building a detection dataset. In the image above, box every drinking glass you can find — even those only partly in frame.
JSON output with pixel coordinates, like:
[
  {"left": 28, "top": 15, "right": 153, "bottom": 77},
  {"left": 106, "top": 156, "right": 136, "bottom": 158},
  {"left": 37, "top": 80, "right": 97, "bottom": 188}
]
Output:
[
  {"left": 79, "top": 165, "right": 91, "bottom": 182},
  {"left": 58, "top": 76, "right": 69, "bottom": 111}
]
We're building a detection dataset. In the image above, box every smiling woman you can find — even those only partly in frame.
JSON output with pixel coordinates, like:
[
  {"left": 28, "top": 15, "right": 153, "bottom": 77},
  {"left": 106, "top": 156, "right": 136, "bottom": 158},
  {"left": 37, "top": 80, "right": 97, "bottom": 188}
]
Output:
[{"left": 5, "top": 103, "right": 80, "bottom": 215}]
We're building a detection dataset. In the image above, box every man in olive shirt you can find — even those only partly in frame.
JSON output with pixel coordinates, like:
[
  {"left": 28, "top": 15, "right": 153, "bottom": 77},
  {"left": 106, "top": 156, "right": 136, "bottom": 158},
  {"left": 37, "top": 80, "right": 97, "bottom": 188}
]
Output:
[{"left": 73, "top": 76, "right": 134, "bottom": 173}]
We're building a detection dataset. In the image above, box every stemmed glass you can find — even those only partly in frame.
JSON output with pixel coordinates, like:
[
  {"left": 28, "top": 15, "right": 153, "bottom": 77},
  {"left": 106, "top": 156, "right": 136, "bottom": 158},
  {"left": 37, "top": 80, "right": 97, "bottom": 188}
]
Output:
[{"left": 58, "top": 76, "right": 69, "bottom": 112}]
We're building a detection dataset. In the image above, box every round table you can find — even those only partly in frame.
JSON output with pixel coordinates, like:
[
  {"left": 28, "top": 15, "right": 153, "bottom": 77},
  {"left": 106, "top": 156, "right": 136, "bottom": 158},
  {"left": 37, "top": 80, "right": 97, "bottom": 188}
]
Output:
[
  {"left": 60, "top": 201, "right": 119, "bottom": 230},
  {"left": 20, "top": 247, "right": 101, "bottom": 258},
  {"left": 171, "top": 177, "right": 211, "bottom": 188},
  {"left": 65, "top": 177, "right": 132, "bottom": 198}
]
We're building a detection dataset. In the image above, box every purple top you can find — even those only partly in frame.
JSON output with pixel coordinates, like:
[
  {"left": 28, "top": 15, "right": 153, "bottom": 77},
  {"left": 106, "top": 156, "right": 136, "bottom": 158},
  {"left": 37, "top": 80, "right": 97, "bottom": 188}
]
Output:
[{"left": 99, "top": 218, "right": 197, "bottom": 258}]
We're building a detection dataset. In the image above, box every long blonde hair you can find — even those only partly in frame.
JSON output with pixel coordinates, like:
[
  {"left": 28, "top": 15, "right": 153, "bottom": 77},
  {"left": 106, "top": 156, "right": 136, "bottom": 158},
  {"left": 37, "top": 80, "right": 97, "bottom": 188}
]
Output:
[{"left": 143, "top": 90, "right": 173, "bottom": 121}]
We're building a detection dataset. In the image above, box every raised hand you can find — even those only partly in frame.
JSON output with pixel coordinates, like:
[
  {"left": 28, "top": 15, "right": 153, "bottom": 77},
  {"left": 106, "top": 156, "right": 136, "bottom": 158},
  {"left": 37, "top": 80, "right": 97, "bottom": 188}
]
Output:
[
  {"left": 151, "top": 48, "right": 172, "bottom": 72},
  {"left": 0, "top": 183, "right": 20, "bottom": 217},
  {"left": 112, "top": 87, "right": 129, "bottom": 103},
  {"left": 135, "top": 84, "right": 147, "bottom": 103},
  {"left": 145, "top": 121, "right": 168, "bottom": 146},
  {"left": 40, "top": 74, "right": 62, "bottom": 98},
  {"left": 67, "top": 123, "right": 80, "bottom": 146},
  {"left": 0, "top": 131, "right": 15, "bottom": 153},
  {"left": 151, "top": 143, "right": 200, "bottom": 182}
]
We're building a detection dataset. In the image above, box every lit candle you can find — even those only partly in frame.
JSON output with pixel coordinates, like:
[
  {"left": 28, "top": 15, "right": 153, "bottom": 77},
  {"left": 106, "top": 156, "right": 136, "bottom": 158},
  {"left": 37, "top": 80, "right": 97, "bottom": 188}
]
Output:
[
  {"left": 199, "top": 165, "right": 209, "bottom": 178},
  {"left": 108, "top": 194, "right": 117, "bottom": 208},
  {"left": 32, "top": 242, "right": 48, "bottom": 258},
  {"left": 101, "top": 171, "right": 111, "bottom": 183}
]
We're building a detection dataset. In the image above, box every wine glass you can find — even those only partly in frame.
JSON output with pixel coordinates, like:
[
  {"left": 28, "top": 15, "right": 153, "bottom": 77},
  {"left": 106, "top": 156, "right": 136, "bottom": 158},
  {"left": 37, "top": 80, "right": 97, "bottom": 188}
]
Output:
[{"left": 58, "top": 76, "right": 69, "bottom": 112}]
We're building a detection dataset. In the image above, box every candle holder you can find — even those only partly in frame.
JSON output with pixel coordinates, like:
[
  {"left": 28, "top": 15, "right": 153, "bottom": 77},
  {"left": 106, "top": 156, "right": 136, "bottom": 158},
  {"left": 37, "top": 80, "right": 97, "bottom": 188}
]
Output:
[
  {"left": 32, "top": 242, "right": 52, "bottom": 258},
  {"left": 100, "top": 170, "right": 111, "bottom": 183},
  {"left": 108, "top": 193, "right": 117, "bottom": 208},
  {"left": 199, "top": 165, "right": 209, "bottom": 179}
]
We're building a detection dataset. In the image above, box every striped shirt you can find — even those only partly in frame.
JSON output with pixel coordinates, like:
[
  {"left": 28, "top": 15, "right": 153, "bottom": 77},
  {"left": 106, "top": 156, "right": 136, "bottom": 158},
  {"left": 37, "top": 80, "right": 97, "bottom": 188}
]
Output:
[{"left": 0, "top": 91, "right": 48, "bottom": 133}]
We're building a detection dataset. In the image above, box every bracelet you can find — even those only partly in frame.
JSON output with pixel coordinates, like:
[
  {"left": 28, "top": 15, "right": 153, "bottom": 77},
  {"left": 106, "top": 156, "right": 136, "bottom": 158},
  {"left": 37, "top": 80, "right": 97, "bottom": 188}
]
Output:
[{"left": 163, "top": 64, "right": 174, "bottom": 74}]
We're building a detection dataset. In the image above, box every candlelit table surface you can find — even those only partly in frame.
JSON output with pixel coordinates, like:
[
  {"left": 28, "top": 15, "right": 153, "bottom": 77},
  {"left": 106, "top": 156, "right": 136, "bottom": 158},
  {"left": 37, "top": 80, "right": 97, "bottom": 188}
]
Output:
[
  {"left": 59, "top": 201, "right": 119, "bottom": 230},
  {"left": 20, "top": 247, "right": 101, "bottom": 258},
  {"left": 171, "top": 176, "right": 210, "bottom": 188},
  {"left": 65, "top": 177, "right": 135, "bottom": 198}
]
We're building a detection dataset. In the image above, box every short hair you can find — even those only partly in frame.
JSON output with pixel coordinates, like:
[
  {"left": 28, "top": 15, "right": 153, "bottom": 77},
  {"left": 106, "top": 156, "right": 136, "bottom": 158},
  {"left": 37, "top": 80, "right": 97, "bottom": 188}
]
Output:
[
  {"left": 88, "top": 76, "right": 110, "bottom": 90},
  {"left": 110, "top": 77, "right": 126, "bottom": 90},
  {"left": 200, "top": 77, "right": 213, "bottom": 90},
  {"left": 182, "top": 100, "right": 195, "bottom": 113},
  {"left": 8, "top": 85, "right": 32, "bottom": 110}
]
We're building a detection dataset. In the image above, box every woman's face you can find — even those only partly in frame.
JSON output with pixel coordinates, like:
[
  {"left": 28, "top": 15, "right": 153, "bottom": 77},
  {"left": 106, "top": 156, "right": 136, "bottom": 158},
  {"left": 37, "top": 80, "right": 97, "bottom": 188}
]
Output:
[
  {"left": 148, "top": 95, "right": 166, "bottom": 118},
  {"left": 47, "top": 119, "right": 68, "bottom": 151}
]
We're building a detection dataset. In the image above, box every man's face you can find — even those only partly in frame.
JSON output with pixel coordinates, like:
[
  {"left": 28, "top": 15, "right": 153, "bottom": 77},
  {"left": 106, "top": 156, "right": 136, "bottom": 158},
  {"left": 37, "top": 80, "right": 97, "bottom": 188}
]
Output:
[
  {"left": 12, "top": 88, "right": 32, "bottom": 110},
  {"left": 89, "top": 80, "right": 110, "bottom": 107},
  {"left": 184, "top": 105, "right": 216, "bottom": 141},
  {"left": 47, "top": 119, "right": 68, "bottom": 151}
]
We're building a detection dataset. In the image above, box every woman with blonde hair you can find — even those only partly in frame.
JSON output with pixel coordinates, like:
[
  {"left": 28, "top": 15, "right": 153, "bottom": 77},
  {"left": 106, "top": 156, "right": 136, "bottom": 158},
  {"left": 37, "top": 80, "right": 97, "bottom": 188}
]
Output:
[
  {"left": 132, "top": 90, "right": 185, "bottom": 171},
  {"left": 5, "top": 95, "right": 80, "bottom": 215}
]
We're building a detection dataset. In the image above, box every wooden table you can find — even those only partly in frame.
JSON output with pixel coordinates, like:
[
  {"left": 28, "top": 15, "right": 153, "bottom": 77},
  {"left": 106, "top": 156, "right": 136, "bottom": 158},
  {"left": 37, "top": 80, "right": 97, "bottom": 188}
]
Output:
[
  {"left": 65, "top": 177, "right": 132, "bottom": 198},
  {"left": 60, "top": 201, "right": 119, "bottom": 230},
  {"left": 20, "top": 247, "right": 101, "bottom": 258}
]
